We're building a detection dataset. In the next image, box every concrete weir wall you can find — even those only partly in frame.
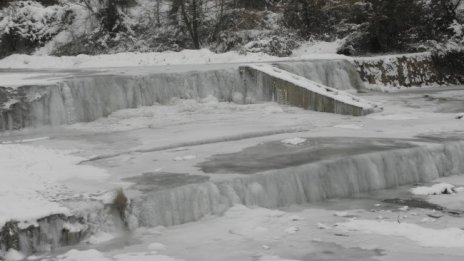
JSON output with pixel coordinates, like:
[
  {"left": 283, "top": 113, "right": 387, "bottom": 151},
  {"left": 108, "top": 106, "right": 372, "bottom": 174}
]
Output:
[{"left": 241, "top": 64, "right": 380, "bottom": 116}]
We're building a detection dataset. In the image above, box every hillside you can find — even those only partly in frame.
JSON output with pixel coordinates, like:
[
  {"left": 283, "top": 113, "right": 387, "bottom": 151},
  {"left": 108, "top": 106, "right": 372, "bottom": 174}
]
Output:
[{"left": 0, "top": 0, "right": 463, "bottom": 59}]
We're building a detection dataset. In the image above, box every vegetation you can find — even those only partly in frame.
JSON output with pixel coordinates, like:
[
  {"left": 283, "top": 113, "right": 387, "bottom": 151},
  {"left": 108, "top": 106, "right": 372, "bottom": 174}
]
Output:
[
  {"left": 0, "top": 0, "right": 462, "bottom": 57},
  {"left": 113, "top": 188, "right": 128, "bottom": 222}
]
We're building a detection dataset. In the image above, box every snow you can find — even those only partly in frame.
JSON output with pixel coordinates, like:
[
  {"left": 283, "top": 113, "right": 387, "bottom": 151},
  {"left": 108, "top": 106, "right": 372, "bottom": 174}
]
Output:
[
  {"left": 0, "top": 72, "right": 74, "bottom": 87},
  {"left": 367, "top": 113, "right": 419, "bottom": 120},
  {"left": 113, "top": 252, "right": 182, "bottom": 261},
  {"left": 85, "top": 232, "right": 116, "bottom": 245},
  {"left": 288, "top": 215, "right": 305, "bottom": 221},
  {"left": 284, "top": 226, "right": 300, "bottom": 234},
  {"left": 66, "top": 99, "right": 288, "bottom": 133},
  {"left": 55, "top": 249, "right": 182, "bottom": 261},
  {"left": 333, "top": 124, "right": 363, "bottom": 130},
  {"left": 0, "top": 144, "right": 109, "bottom": 227},
  {"left": 173, "top": 155, "right": 196, "bottom": 161},
  {"left": 338, "top": 219, "right": 464, "bottom": 248},
  {"left": 148, "top": 243, "right": 166, "bottom": 251},
  {"left": 0, "top": 48, "right": 347, "bottom": 69},
  {"left": 257, "top": 256, "right": 301, "bottom": 261},
  {"left": 411, "top": 183, "right": 457, "bottom": 196},
  {"left": 291, "top": 40, "right": 342, "bottom": 56},
  {"left": 5, "top": 249, "right": 25, "bottom": 261},
  {"left": 0, "top": 136, "right": 50, "bottom": 144},
  {"left": 333, "top": 211, "right": 353, "bottom": 217},
  {"left": 56, "top": 249, "right": 112, "bottom": 261},
  {"left": 34, "top": 3, "right": 96, "bottom": 55},
  {"left": 281, "top": 137, "right": 307, "bottom": 145},
  {"left": 0, "top": 1, "right": 68, "bottom": 46},
  {"left": 316, "top": 223, "right": 332, "bottom": 229},
  {"left": 63, "top": 222, "right": 87, "bottom": 233}
]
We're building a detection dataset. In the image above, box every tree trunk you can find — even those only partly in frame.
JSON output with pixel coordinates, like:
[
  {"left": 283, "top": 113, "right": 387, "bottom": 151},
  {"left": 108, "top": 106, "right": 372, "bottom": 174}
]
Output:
[{"left": 180, "top": 0, "right": 201, "bottom": 49}]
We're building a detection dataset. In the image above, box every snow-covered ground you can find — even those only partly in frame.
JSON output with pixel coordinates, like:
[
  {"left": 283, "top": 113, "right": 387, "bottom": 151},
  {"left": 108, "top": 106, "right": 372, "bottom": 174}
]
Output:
[
  {"left": 0, "top": 43, "right": 345, "bottom": 70},
  {"left": 0, "top": 144, "right": 112, "bottom": 227}
]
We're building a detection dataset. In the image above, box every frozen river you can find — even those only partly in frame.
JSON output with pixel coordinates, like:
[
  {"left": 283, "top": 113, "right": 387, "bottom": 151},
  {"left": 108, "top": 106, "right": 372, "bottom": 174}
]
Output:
[{"left": 1, "top": 62, "right": 464, "bottom": 260}]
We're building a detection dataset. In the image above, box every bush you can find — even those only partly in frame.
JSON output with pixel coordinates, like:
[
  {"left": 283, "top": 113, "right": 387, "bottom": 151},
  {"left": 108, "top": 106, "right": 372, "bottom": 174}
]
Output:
[
  {"left": 113, "top": 188, "right": 128, "bottom": 221},
  {"left": 234, "top": 0, "right": 267, "bottom": 10},
  {"left": 0, "top": 1, "right": 73, "bottom": 58},
  {"left": 364, "top": 0, "right": 424, "bottom": 53},
  {"left": 432, "top": 49, "right": 464, "bottom": 84},
  {"left": 283, "top": 0, "right": 334, "bottom": 39},
  {"left": 36, "top": 0, "right": 59, "bottom": 6},
  {"left": 95, "top": 0, "right": 136, "bottom": 34},
  {"left": 430, "top": 20, "right": 464, "bottom": 84},
  {"left": 338, "top": 0, "right": 463, "bottom": 55},
  {"left": 241, "top": 35, "right": 299, "bottom": 57},
  {"left": 337, "top": 30, "right": 371, "bottom": 56},
  {"left": 0, "top": 0, "right": 15, "bottom": 8}
]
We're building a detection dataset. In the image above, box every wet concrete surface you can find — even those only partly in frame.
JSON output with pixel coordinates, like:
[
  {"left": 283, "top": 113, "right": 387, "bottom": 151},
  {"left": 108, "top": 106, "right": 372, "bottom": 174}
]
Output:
[{"left": 198, "top": 137, "right": 417, "bottom": 174}]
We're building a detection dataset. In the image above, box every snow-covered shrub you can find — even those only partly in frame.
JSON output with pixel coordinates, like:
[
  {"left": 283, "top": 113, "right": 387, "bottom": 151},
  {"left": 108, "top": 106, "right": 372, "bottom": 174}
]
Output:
[
  {"left": 98, "top": 0, "right": 136, "bottom": 33},
  {"left": 430, "top": 20, "right": 464, "bottom": 84},
  {"left": 0, "top": 0, "right": 73, "bottom": 57},
  {"left": 0, "top": 0, "right": 15, "bottom": 9},
  {"left": 75, "top": 0, "right": 136, "bottom": 34},
  {"left": 241, "top": 35, "right": 299, "bottom": 57},
  {"left": 337, "top": 0, "right": 463, "bottom": 55},
  {"left": 212, "top": 8, "right": 288, "bottom": 53},
  {"left": 51, "top": 0, "right": 138, "bottom": 55},
  {"left": 337, "top": 30, "right": 370, "bottom": 56}
]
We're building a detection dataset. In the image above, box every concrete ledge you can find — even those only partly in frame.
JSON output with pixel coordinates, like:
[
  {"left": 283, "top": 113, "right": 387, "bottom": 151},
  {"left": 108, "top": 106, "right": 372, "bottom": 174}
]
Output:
[{"left": 241, "top": 64, "right": 381, "bottom": 116}]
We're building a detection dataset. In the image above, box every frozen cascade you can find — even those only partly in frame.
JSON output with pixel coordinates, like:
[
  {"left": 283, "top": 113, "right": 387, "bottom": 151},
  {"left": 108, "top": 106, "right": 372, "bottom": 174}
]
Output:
[
  {"left": 274, "top": 60, "right": 366, "bottom": 91},
  {"left": 129, "top": 141, "right": 464, "bottom": 228},
  {"left": 0, "top": 60, "right": 367, "bottom": 131},
  {"left": 0, "top": 68, "right": 244, "bottom": 130}
]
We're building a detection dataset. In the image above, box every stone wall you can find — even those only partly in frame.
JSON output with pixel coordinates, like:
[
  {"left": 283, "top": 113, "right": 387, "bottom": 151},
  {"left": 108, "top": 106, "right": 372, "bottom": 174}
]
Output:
[{"left": 354, "top": 53, "right": 464, "bottom": 88}]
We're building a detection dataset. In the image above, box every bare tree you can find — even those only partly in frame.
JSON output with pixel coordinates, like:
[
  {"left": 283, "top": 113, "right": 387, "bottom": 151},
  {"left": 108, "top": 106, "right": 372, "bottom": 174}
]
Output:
[{"left": 178, "top": 0, "right": 203, "bottom": 49}]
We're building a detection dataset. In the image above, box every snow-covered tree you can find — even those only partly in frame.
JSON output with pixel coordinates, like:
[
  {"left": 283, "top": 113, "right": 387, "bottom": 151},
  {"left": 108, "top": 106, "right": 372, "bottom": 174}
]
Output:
[{"left": 0, "top": 0, "right": 72, "bottom": 57}]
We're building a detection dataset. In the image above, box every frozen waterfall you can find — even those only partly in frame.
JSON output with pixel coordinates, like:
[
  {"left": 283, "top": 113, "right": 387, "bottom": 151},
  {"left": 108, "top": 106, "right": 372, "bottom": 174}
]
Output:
[
  {"left": 0, "top": 59, "right": 366, "bottom": 131},
  {"left": 128, "top": 141, "right": 464, "bottom": 228}
]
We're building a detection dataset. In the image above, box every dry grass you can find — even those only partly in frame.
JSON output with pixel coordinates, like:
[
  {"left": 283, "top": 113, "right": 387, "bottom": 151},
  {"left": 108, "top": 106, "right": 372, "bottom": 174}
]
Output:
[{"left": 113, "top": 188, "right": 128, "bottom": 221}]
